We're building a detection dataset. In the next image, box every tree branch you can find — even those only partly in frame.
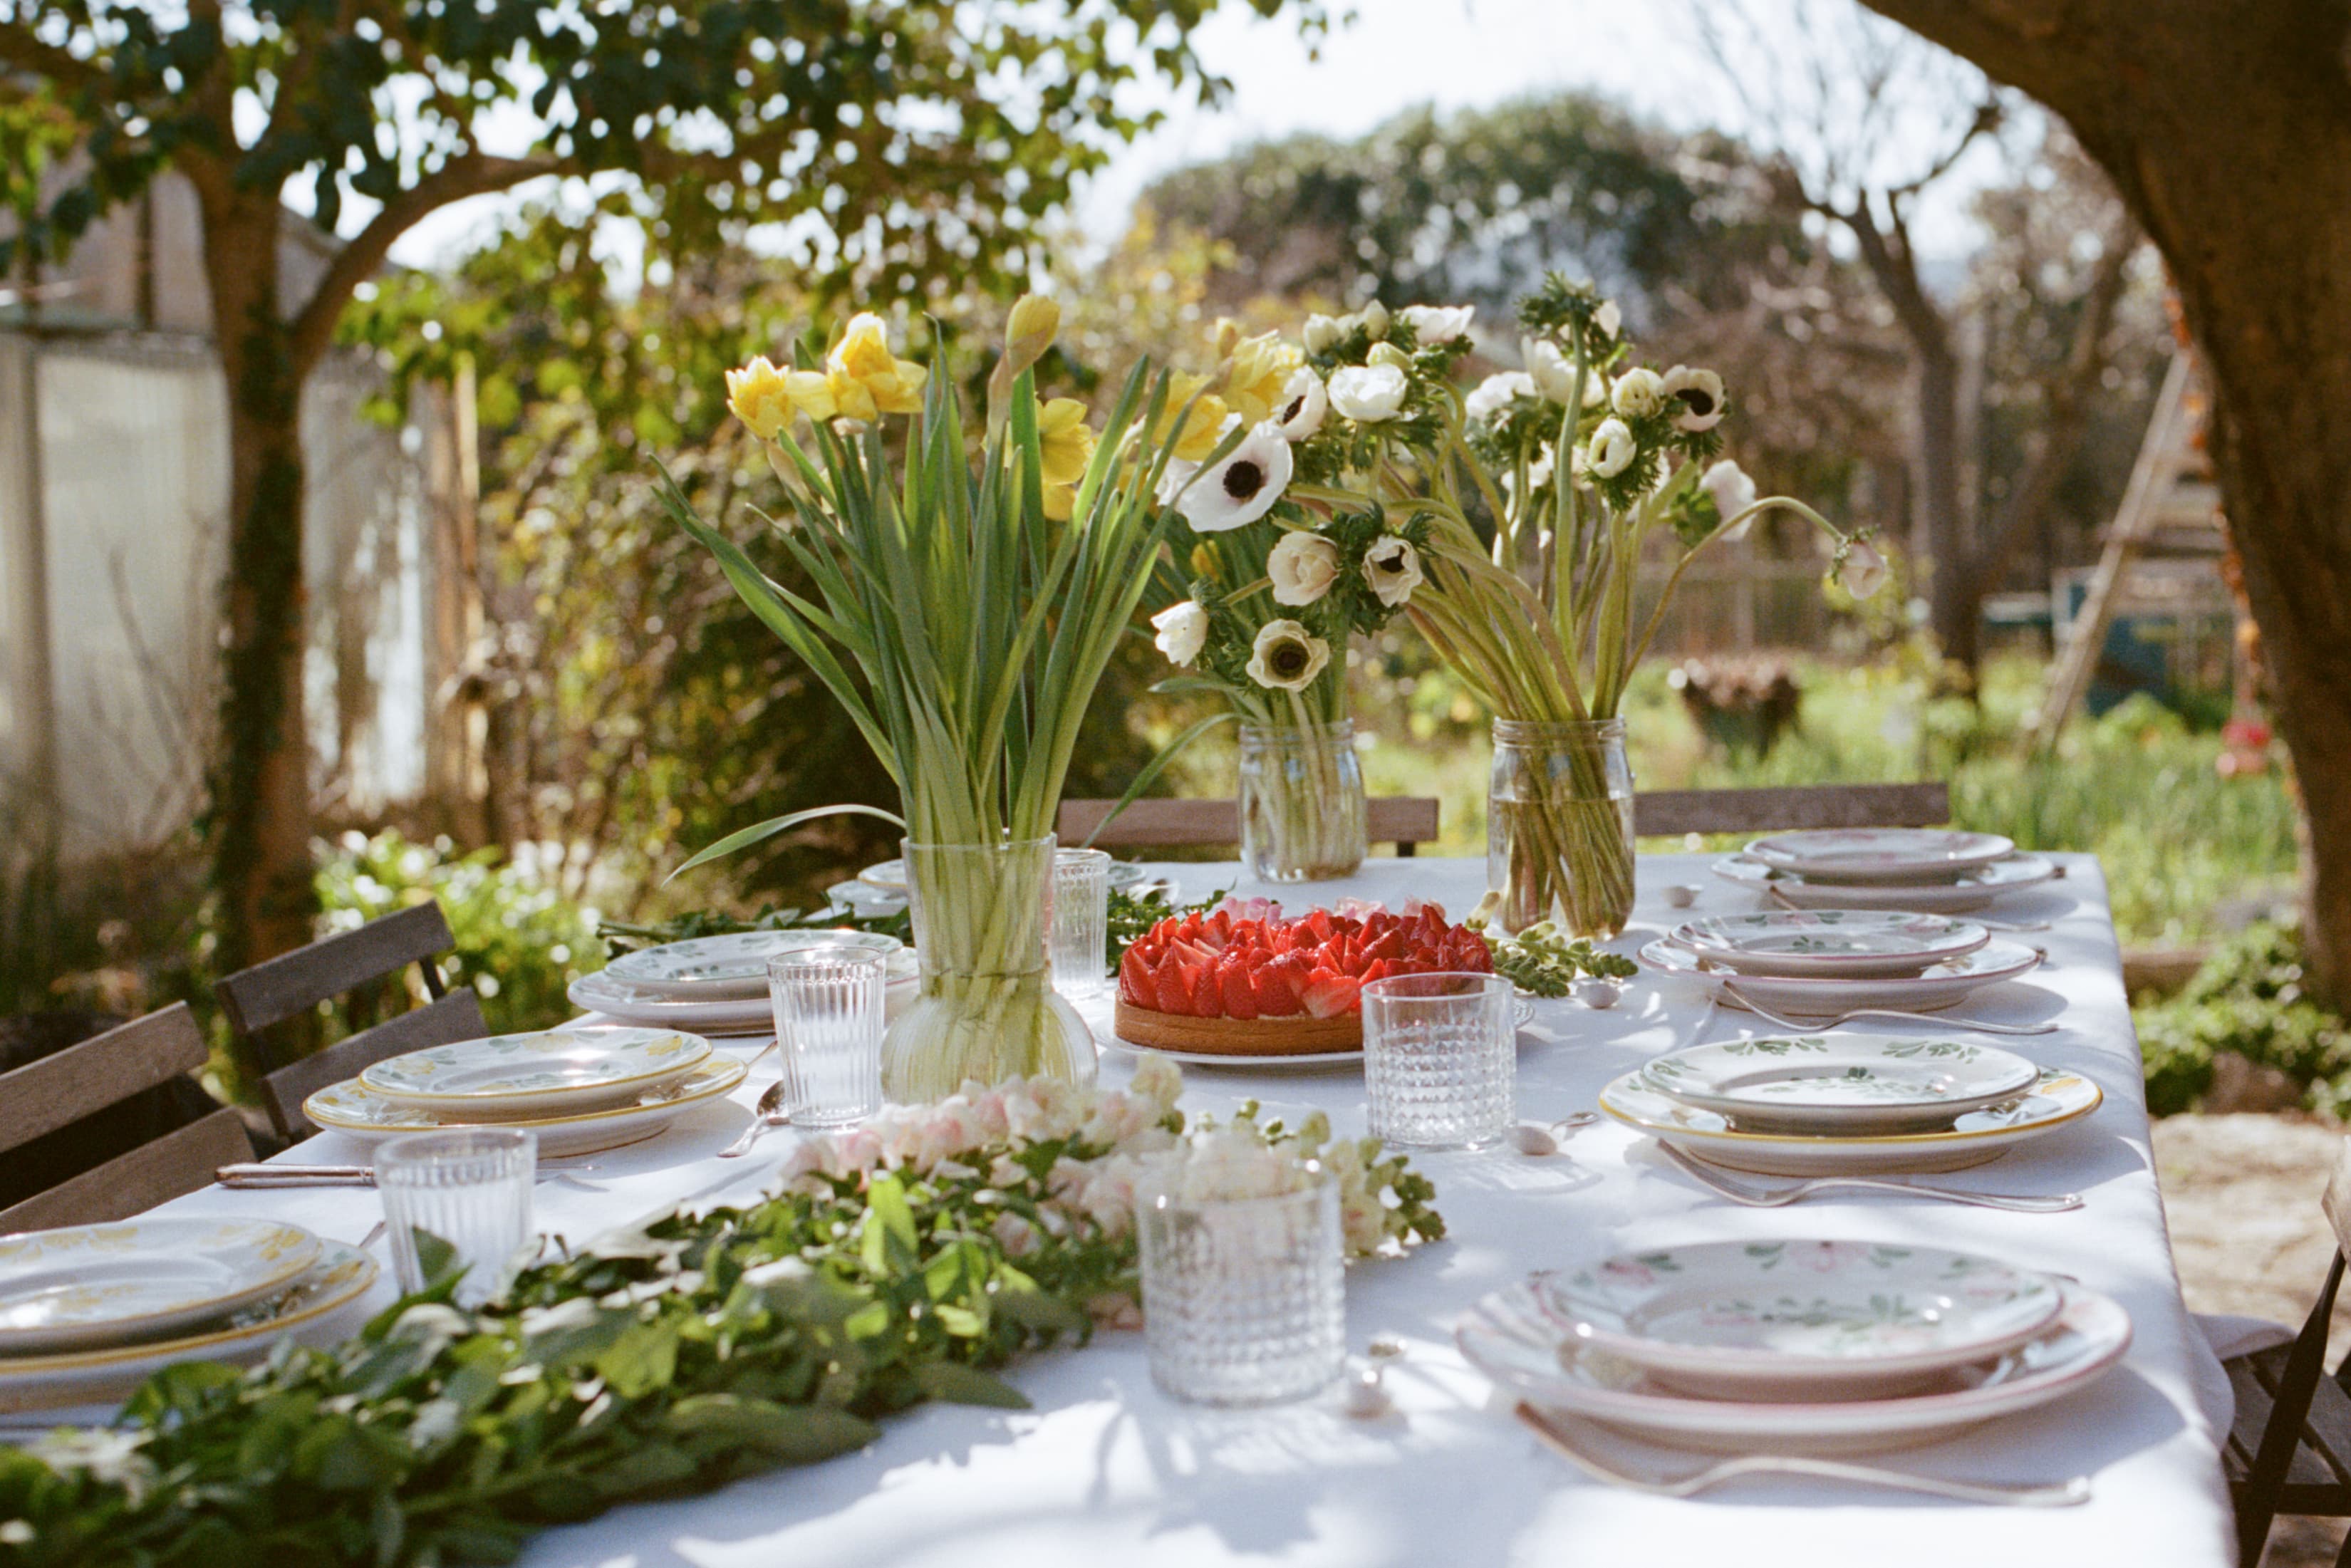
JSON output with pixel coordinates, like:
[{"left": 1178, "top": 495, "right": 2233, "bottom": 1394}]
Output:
[
  {"left": 289, "top": 152, "right": 561, "bottom": 378},
  {"left": 0, "top": 19, "right": 104, "bottom": 96}
]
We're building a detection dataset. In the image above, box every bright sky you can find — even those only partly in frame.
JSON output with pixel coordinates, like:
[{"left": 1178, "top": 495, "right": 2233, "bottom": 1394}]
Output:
[{"left": 384, "top": 0, "right": 2009, "bottom": 278}]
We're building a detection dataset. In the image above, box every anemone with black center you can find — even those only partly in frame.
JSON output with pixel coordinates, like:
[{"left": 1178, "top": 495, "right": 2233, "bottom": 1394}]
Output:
[{"left": 1224, "top": 461, "right": 1266, "bottom": 501}]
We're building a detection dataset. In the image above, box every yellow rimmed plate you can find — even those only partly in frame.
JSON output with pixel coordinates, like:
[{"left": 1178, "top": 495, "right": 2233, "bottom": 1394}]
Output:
[
  {"left": 0, "top": 1219, "right": 322, "bottom": 1356},
  {"left": 359, "top": 1027, "right": 712, "bottom": 1118},
  {"left": 309, "top": 1054, "right": 749, "bottom": 1157}
]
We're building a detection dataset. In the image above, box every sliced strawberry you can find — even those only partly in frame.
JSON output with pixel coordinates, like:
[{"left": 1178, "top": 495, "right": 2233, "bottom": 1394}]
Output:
[
  {"left": 1361, "top": 957, "right": 1394, "bottom": 985},
  {"left": 1119, "top": 946, "right": 1156, "bottom": 1007},
  {"left": 1303, "top": 908, "right": 1334, "bottom": 943},
  {"left": 1152, "top": 951, "right": 1193, "bottom": 1016},
  {"left": 1205, "top": 909, "right": 1232, "bottom": 945},
  {"left": 1220, "top": 958, "right": 1260, "bottom": 1020},
  {"left": 1251, "top": 965, "right": 1302, "bottom": 1016},
  {"left": 1362, "top": 928, "right": 1404, "bottom": 962},
  {"left": 1192, "top": 962, "right": 1223, "bottom": 1017},
  {"left": 1300, "top": 970, "right": 1362, "bottom": 1019}
]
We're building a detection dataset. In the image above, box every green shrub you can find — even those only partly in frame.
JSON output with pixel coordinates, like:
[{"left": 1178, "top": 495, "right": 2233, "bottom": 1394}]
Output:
[{"left": 2134, "top": 923, "right": 2351, "bottom": 1115}]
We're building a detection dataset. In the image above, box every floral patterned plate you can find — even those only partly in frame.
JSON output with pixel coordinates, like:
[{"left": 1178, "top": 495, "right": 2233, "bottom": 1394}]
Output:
[
  {"left": 1532, "top": 1240, "right": 2065, "bottom": 1399},
  {"left": 1668, "top": 911, "right": 1990, "bottom": 979},
  {"left": 1639, "top": 1033, "right": 2040, "bottom": 1133},
  {"left": 1457, "top": 1277, "right": 2130, "bottom": 1455},
  {"left": 1640, "top": 936, "right": 2045, "bottom": 1016},
  {"left": 360, "top": 1027, "right": 711, "bottom": 1118},
  {"left": 310, "top": 1055, "right": 749, "bottom": 1157},
  {"left": 0, "top": 1245, "right": 378, "bottom": 1413},
  {"left": 570, "top": 956, "right": 918, "bottom": 1037},
  {"left": 0, "top": 1219, "right": 322, "bottom": 1356},
  {"left": 1598, "top": 1065, "right": 2102, "bottom": 1176},
  {"left": 1743, "top": 828, "right": 2018, "bottom": 884},
  {"left": 858, "top": 858, "right": 1149, "bottom": 894},
  {"left": 1711, "top": 851, "right": 2061, "bottom": 913},
  {"left": 603, "top": 929, "right": 904, "bottom": 1001}
]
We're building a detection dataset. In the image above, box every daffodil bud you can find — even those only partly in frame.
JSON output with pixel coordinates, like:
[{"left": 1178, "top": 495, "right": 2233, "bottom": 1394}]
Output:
[
  {"left": 1368, "top": 342, "right": 1411, "bottom": 371},
  {"left": 1002, "top": 293, "right": 1061, "bottom": 380},
  {"left": 1302, "top": 313, "right": 1343, "bottom": 354},
  {"left": 1190, "top": 542, "right": 1219, "bottom": 578},
  {"left": 1212, "top": 316, "right": 1242, "bottom": 360},
  {"left": 1360, "top": 300, "right": 1391, "bottom": 341}
]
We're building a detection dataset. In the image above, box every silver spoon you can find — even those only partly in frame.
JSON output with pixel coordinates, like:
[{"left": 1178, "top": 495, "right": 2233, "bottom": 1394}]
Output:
[
  {"left": 719, "top": 1079, "right": 793, "bottom": 1158},
  {"left": 1509, "top": 1113, "right": 1601, "bottom": 1156}
]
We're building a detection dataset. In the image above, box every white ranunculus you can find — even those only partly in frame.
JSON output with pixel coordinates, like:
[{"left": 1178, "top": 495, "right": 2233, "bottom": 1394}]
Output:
[
  {"left": 1661, "top": 365, "right": 1726, "bottom": 432},
  {"left": 1245, "top": 619, "right": 1332, "bottom": 692},
  {"left": 1302, "top": 313, "right": 1344, "bottom": 354},
  {"left": 1267, "top": 530, "right": 1342, "bottom": 606},
  {"left": 1464, "top": 370, "right": 1535, "bottom": 425},
  {"left": 1522, "top": 336, "right": 1575, "bottom": 404},
  {"left": 1611, "top": 366, "right": 1666, "bottom": 419},
  {"left": 1838, "top": 537, "right": 1891, "bottom": 599},
  {"left": 1328, "top": 363, "right": 1408, "bottom": 422},
  {"left": 1359, "top": 300, "right": 1391, "bottom": 341},
  {"left": 1587, "top": 417, "right": 1636, "bottom": 479},
  {"left": 1399, "top": 303, "right": 1474, "bottom": 344},
  {"left": 1362, "top": 535, "right": 1423, "bottom": 608},
  {"left": 1180, "top": 420, "right": 1292, "bottom": 531},
  {"left": 1596, "top": 298, "right": 1623, "bottom": 338},
  {"left": 1275, "top": 368, "right": 1327, "bottom": 440},
  {"left": 1701, "top": 459, "right": 1759, "bottom": 539},
  {"left": 1151, "top": 601, "right": 1209, "bottom": 666},
  {"left": 1154, "top": 455, "right": 1198, "bottom": 507}
]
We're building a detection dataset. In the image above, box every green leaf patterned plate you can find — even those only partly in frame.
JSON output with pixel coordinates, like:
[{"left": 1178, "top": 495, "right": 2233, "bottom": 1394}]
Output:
[
  {"left": 360, "top": 1027, "right": 712, "bottom": 1118},
  {"left": 1670, "top": 910, "right": 1991, "bottom": 978},
  {"left": 0, "top": 1218, "right": 322, "bottom": 1354},
  {"left": 311, "top": 1054, "right": 749, "bottom": 1157},
  {"left": 603, "top": 930, "right": 903, "bottom": 1001},
  {"left": 1743, "top": 828, "right": 2017, "bottom": 883},
  {"left": 1639, "top": 1032, "right": 2039, "bottom": 1133}
]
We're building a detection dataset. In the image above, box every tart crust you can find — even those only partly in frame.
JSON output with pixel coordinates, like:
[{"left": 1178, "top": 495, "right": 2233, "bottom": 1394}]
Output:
[{"left": 1113, "top": 1000, "right": 1361, "bottom": 1056}]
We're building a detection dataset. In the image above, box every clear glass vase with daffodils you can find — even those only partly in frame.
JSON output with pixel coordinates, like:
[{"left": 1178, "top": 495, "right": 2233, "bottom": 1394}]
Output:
[
  {"left": 1282, "top": 278, "right": 1889, "bottom": 937},
  {"left": 662, "top": 298, "right": 1208, "bottom": 1100},
  {"left": 1141, "top": 321, "right": 1440, "bottom": 881}
]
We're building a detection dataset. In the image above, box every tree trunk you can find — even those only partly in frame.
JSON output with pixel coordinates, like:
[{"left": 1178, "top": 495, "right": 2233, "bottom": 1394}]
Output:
[
  {"left": 1859, "top": 0, "right": 2351, "bottom": 1003},
  {"left": 197, "top": 192, "right": 317, "bottom": 976},
  {"left": 1913, "top": 336, "right": 1979, "bottom": 673}
]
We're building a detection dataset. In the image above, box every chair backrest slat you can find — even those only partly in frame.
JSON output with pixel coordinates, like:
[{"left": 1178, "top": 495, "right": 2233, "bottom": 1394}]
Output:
[
  {"left": 0, "top": 1003, "right": 207, "bottom": 1155},
  {"left": 216, "top": 902, "right": 458, "bottom": 1038},
  {"left": 1058, "top": 797, "right": 1440, "bottom": 851},
  {"left": 0, "top": 1108, "right": 253, "bottom": 1234},
  {"left": 1631, "top": 782, "right": 1951, "bottom": 838},
  {"left": 259, "top": 988, "right": 488, "bottom": 1138}
]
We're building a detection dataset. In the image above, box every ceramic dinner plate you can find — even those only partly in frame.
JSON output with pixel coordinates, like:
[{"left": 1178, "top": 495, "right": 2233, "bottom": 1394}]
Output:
[
  {"left": 0, "top": 1244, "right": 378, "bottom": 1413},
  {"left": 1711, "top": 853, "right": 2060, "bottom": 913},
  {"left": 1670, "top": 910, "right": 1991, "bottom": 979},
  {"left": 569, "top": 960, "right": 918, "bottom": 1037},
  {"left": 1598, "top": 1065, "right": 2103, "bottom": 1175},
  {"left": 308, "top": 1054, "right": 749, "bottom": 1156},
  {"left": 1638, "top": 1033, "right": 2042, "bottom": 1134},
  {"left": 0, "top": 1219, "right": 322, "bottom": 1356},
  {"left": 1105, "top": 1000, "right": 1539, "bottom": 1070},
  {"left": 1458, "top": 1278, "right": 2130, "bottom": 1456},
  {"left": 1743, "top": 828, "right": 2018, "bottom": 884},
  {"left": 360, "top": 1027, "right": 710, "bottom": 1117},
  {"left": 602, "top": 930, "right": 903, "bottom": 1001},
  {"left": 1640, "top": 936, "right": 2045, "bottom": 1017},
  {"left": 857, "top": 858, "right": 1151, "bottom": 895},
  {"left": 1532, "top": 1240, "right": 2065, "bottom": 1399}
]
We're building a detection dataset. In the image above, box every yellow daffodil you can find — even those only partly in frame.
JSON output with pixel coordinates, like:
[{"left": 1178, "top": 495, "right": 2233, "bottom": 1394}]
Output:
[
  {"left": 1220, "top": 329, "right": 1304, "bottom": 424},
  {"left": 1154, "top": 372, "right": 1231, "bottom": 463},
  {"left": 1005, "top": 294, "right": 1062, "bottom": 378},
  {"left": 725, "top": 357, "right": 796, "bottom": 441},
  {"left": 1037, "top": 398, "right": 1096, "bottom": 487},
  {"left": 782, "top": 369, "right": 837, "bottom": 421},
  {"left": 824, "top": 312, "right": 928, "bottom": 422}
]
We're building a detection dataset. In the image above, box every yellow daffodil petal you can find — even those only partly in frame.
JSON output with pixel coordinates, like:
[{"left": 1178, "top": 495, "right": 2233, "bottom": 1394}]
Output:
[
  {"left": 1037, "top": 398, "right": 1096, "bottom": 487},
  {"left": 782, "top": 369, "right": 837, "bottom": 422},
  {"left": 1221, "top": 330, "right": 1304, "bottom": 425},
  {"left": 725, "top": 356, "right": 795, "bottom": 440}
]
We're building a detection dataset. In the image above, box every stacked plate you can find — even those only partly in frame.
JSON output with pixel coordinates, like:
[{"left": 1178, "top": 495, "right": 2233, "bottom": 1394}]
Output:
[
  {"left": 305, "top": 1026, "right": 748, "bottom": 1157},
  {"left": 1599, "top": 1032, "right": 2102, "bottom": 1175},
  {"left": 0, "top": 1217, "right": 377, "bottom": 1412},
  {"left": 569, "top": 929, "right": 915, "bottom": 1036},
  {"left": 1458, "top": 1240, "right": 2131, "bottom": 1455},
  {"left": 1640, "top": 908, "right": 2042, "bottom": 1019},
  {"left": 1710, "top": 827, "right": 2060, "bottom": 913},
  {"left": 840, "top": 857, "right": 1154, "bottom": 918}
]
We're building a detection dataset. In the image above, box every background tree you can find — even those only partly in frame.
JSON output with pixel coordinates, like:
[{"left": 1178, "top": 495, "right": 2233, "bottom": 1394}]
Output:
[
  {"left": 0, "top": 0, "right": 1324, "bottom": 972},
  {"left": 1847, "top": 0, "right": 2351, "bottom": 1004}
]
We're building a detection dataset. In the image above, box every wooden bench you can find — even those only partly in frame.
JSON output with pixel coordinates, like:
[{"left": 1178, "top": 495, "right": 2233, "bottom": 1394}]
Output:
[
  {"left": 215, "top": 901, "right": 487, "bottom": 1139},
  {"left": 1057, "top": 797, "right": 1441, "bottom": 856},
  {"left": 1631, "top": 782, "right": 1951, "bottom": 838}
]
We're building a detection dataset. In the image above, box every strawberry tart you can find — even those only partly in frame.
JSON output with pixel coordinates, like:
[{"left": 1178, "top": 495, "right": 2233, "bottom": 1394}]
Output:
[{"left": 1114, "top": 898, "right": 1495, "bottom": 1056}]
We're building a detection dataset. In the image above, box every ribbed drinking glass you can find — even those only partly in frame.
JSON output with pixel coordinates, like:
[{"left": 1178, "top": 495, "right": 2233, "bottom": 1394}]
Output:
[
  {"left": 1052, "top": 848, "right": 1113, "bottom": 1000},
  {"left": 1362, "top": 972, "right": 1517, "bottom": 1150},
  {"left": 374, "top": 1128, "right": 536, "bottom": 1307},
  {"left": 769, "top": 943, "right": 888, "bottom": 1127}
]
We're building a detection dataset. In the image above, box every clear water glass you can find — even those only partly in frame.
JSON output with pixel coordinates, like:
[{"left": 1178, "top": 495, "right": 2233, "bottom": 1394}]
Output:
[
  {"left": 374, "top": 1128, "right": 536, "bottom": 1307},
  {"left": 1052, "top": 848, "right": 1113, "bottom": 1000},
  {"left": 769, "top": 943, "right": 888, "bottom": 1127},
  {"left": 1136, "top": 1151, "right": 1344, "bottom": 1406},
  {"left": 1362, "top": 972, "right": 1517, "bottom": 1150}
]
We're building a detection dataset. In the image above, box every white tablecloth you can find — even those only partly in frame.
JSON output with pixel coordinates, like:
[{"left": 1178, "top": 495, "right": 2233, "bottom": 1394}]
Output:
[{"left": 147, "top": 853, "right": 2235, "bottom": 1567}]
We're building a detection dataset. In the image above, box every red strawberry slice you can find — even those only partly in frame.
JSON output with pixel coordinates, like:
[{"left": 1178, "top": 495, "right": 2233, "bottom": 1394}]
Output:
[
  {"left": 1153, "top": 952, "right": 1193, "bottom": 1016},
  {"left": 1361, "top": 957, "right": 1394, "bottom": 985},
  {"left": 1252, "top": 965, "right": 1302, "bottom": 1016},
  {"left": 1300, "top": 970, "right": 1361, "bottom": 1019},
  {"left": 1362, "top": 928, "right": 1404, "bottom": 962},
  {"left": 1119, "top": 947, "right": 1156, "bottom": 1007},
  {"left": 1192, "top": 962, "right": 1223, "bottom": 1018},
  {"left": 1220, "top": 958, "right": 1259, "bottom": 1020}
]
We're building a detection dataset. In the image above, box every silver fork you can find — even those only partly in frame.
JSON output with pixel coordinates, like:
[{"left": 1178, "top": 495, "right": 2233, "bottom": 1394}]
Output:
[
  {"left": 1767, "top": 884, "right": 2051, "bottom": 933},
  {"left": 1515, "top": 1402, "right": 2090, "bottom": 1507},
  {"left": 1718, "top": 980, "right": 2059, "bottom": 1036},
  {"left": 1656, "top": 1141, "right": 2082, "bottom": 1213}
]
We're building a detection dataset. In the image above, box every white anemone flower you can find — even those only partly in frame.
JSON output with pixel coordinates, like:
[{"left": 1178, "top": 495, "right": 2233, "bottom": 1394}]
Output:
[
  {"left": 1275, "top": 368, "right": 1327, "bottom": 440},
  {"left": 1838, "top": 537, "right": 1891, "bottom": 599},
  {"left": 1587, "top": 417, "right": 1636, "bottom": 479},
  {"left": 1328, "top": 363, "right": 1408, "bottom": 422},
  {"left": 1180, "top": 421, "right": 1292, "bottom": 531},
  {"left": 1398, "top": 303, "right": 1474, "bottom": 344},
  {"left": 1596, "top": 299, "right": 1623, "bottom": 338},
  {"left": 1267, "top": 531, "right": 1342, "bottom": 606},
  {"left": 1611, "top": 367, "right": 1666, "bottom": 419},
  {"left": 1701, "top": 459, "right": 1759, "bottom": 539},
  {"left": 1464, "top": 371, "right": 1535, "bottom": 425},
  {"left": 1246, "top": 620, "right": 1332, "bottom": 692},
  {"left": 1661, "top": 365, "right": 1727, "bottom": 431},
  {"left": 1503, "top": 443, "right": 1557, "bottom": 502},
  {"left": 1154, "top": 456, "right": 1198, "bottom": 508},
  {"left": 1359, "top": 300, "right": 1391, "bottom": 341},
  {"left": 1302, "top": 313, "right": 1344, "bottom": 354},
  {"left": 1151, "top": 601, "right": 1209, "bottom": 666},
  {"left": 1362, "top": 536, "right": 1423, "bottom": 608}
]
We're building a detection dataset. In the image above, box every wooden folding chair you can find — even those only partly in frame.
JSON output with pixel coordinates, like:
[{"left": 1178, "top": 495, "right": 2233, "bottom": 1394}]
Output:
[
  {"left": 215, "top": 901, "right": 487, "bottom": 1140},
  {"left": 1631, "top": 781, "right": 1951, "bottom": 838},
  {"left": 0, "top": 1004, "right": 253, "bottom": 1234},
  {"left": 1056, "top": 797, "right": 1441, "bottom": 856},
  {"left": 2222, "top": 1136, "right": 2351, "bottom": 1568}
]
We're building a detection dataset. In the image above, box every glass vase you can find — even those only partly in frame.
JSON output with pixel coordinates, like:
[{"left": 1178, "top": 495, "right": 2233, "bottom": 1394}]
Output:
[
  {"left": 880, "top": 836, "right": 1096, "bottom": 1103},
  {"left": 1487, "top": 717, "right": 1636, "bottom": 939},
  {"left": 1237, "top": 719, "right": 1367, "bottom": 882}
]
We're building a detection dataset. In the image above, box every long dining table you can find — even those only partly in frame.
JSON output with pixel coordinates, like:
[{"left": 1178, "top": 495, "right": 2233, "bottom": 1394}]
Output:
[{"left": 132, "top": 851, "right": 2236, "bottom": 1566}]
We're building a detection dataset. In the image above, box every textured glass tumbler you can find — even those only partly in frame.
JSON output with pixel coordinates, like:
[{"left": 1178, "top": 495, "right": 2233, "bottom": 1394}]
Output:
[
  {"left": 1136, "top": 1155, "right": 1344, "bottom": 1406},
  {"left": 374, "top": 1128, "right": 536, "bottom": 1307},
  {"left": 1052, "top": 848, "right": 1113, "bottom": 1000},
  {"left": 1362, "top": 972, "right": 1517, "bottom": 1150},
  {"left": 769, "top": 943, "right": 887, "bottom": 1127}
]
